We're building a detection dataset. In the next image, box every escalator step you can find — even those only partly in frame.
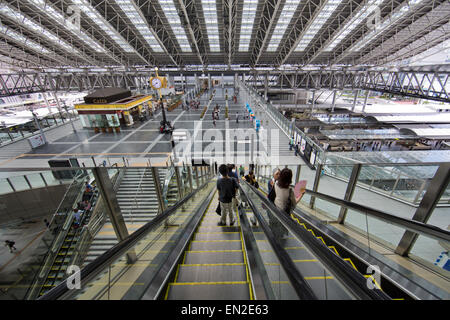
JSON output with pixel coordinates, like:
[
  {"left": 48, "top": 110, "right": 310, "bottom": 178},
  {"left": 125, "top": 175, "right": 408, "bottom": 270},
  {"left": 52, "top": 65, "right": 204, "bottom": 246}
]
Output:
[
  {"left": 189, "top": 240, "right": 242, "bottom": 251},
  {"left": 194, "top": 232, "right": 241, "bottom": 241},
  {"left": 176, "top": 264, "right": 247, "bottom": 283},
  {"left": 183, "top": 251, "right": 244, "bottom": 264},
  {"left": 166, "top": 282, "right": 250, "bottom": 300}
]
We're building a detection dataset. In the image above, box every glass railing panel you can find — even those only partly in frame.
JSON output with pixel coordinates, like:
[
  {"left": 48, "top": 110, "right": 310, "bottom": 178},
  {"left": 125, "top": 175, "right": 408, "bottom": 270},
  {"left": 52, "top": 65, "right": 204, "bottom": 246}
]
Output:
[
  {"left": 41, "top": 171, "right": 60, "bottom": 186},
  {"left": 441, "top": 185, "right": 450, "bottom": 204},
  {"left": 425, "top": 206, "right": 449, "bottom": 230},
  {"left": 340, "top": 207, "right": 406, "bottom": 252},
  {"left": 69, "top": 182, "right": 215, "bottom": 300},
  {"left": 342, "top": 209, "right": 371, "bottom": 240},
  {"left": 312, "top": 198, "right": 341, "bottom": 221},
  {"left": 242, "top": 183, "right": 353, "bottom": 300},
  {"left": 0, "top": 178, "right": 14, "bottom": 194},
  {"left": 364, "top": 215, "right": 406, "bottom": 251},
  {"left": 351, "top": 179, "right": 416, "bottom": 221},
  {"left": 389, "top": 165, "right": 438, "bottom": 203},
  {"left": 26, "top": 173, "right": 47, "bottom": 188},
  {"left": 409, "top": 235, "right": 450, "bottom": 278},
  {"left": 315, "top": 166, "right": 346, "bottom": 220},
  {"left": 9, "top": 175, "right": 29, "bottom": 191}
]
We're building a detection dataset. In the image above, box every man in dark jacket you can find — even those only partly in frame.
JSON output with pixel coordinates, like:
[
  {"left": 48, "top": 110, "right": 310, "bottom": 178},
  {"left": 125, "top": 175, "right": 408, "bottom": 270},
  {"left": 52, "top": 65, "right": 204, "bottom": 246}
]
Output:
[{"left": 217, "top": 164, "right": 238, "bottom": 226}]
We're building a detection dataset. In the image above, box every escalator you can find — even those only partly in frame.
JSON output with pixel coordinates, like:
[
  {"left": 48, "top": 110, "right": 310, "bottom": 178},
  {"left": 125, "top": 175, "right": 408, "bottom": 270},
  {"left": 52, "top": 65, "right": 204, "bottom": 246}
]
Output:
[
  {"left": 164, "top": 193, "right": 253, "bottom": 300},
  {"left": 38, "top": 173, "right": 449, "bottom": 300},
  {"left": 240, "top": 205, "right": 350, "bottom": 299},
  {"left": 39, "top": 191, "right": 99, "bottom": 297},
  {"left": 240, "top": 181, "right": 448, "bottom": 300}
]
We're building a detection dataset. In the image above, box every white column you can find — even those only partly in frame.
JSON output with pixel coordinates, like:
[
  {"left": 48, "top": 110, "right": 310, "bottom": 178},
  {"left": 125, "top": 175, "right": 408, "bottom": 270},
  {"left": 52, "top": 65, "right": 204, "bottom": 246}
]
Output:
[
  {"left": 362, "top": 90, "right": 369, "bottom": 113},
  {"left": 331, "top": 90, "right": 337, "bottom": 112},
  {"left": 352, "top": 89, "right": 359, "bottom": 112}
]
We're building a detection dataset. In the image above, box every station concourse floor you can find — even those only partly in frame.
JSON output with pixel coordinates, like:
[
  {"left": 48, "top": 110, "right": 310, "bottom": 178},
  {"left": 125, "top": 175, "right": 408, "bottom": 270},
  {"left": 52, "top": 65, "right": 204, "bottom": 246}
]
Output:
[{"left": 0, "top": 87, "right": 298, "bottom": 169}]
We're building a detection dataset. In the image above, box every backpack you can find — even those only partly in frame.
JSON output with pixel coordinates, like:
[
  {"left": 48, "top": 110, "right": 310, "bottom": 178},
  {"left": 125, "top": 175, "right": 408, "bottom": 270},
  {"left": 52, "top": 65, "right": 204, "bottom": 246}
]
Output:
[
  {"left": 284, "top": 188, "right": 296, "bottom": 214},
  {"left": 268, "top": 186, "right": 276, "bottom": 202}
]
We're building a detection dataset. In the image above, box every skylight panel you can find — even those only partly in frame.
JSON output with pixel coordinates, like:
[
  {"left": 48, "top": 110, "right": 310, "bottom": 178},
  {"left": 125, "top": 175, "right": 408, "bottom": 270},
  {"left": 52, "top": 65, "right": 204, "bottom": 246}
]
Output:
[
  {"left": 201, "top": 0, "right": 220, "bottom": 52},
  {"left": 26, "top": 0, "right": 106, "bottom": 53},
  {"left": 350, "top": 0, "right": 426, "bottom": 52},
  {"left": 114, "top": 0, "right": 164, "bottom": 52},
  {"left": 158, "top": 0, "right": 192, "bottom": 52},
  {"left": 324, "top": 0, "right": 383, "bottom": 51},
  {"left": 72, "top": 0, "right": 135, "bottom": 53},
  {"left": 239, "top": 0, "right": 257, "bottom": 51},
  {"left": 0, "top": 4, "right": 86, "bottom": 58},
  {"left": 266, "top": 0, "right": 302, "bottom": 52},
  {"left": 0, "top": 23, "right": 52, "bottom": 55},
  {"left": 295, "top": 0, "right": 343, "bottom": 51}
]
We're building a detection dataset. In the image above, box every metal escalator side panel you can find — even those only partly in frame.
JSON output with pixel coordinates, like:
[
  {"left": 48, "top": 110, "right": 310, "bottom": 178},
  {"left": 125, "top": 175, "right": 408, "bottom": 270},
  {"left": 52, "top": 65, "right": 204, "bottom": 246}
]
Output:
[{"left": 242, "top": 182, "right": 391, "bottom": 300}]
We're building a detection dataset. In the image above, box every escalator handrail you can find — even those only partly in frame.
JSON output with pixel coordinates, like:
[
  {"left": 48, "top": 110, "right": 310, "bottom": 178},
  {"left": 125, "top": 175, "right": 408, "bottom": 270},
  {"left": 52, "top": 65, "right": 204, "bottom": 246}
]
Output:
[
  {"left": 239, "top": 183, "right": 318, "bottom": 300},
  {"left": 305, "top": 189, "right": 450, "bottom": 243},
  {"left": 241, "top": 181, "right": 391, "bottom": 300},
  {"left": 38, "top": 178, "right": 212, "bottom": 300}
]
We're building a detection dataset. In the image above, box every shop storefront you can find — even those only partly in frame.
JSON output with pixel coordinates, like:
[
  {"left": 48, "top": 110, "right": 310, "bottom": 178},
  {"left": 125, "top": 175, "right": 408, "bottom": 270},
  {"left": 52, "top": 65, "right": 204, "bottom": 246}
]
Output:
[{"left": 75, "top": 88, "right": 153, "bottom": 133}]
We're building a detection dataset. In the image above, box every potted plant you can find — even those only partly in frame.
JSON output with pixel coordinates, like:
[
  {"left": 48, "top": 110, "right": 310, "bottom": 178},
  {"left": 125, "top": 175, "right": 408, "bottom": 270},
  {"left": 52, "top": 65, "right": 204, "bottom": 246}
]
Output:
[
  {"left": 112, "top": 116, "right": 120, "bottom": 133},
  {"left": 100, "top": 119, "right": 106, "bottom": 133},
  {"left": 92, "top": 119, "right": 99, "bottom": 133}
]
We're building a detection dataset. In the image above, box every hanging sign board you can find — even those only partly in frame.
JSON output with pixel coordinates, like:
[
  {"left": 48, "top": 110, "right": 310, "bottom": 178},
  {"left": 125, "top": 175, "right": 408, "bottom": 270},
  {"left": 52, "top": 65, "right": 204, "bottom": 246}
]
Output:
[{"left": 28, "top": 134, "right": 45, "bottom": 149}]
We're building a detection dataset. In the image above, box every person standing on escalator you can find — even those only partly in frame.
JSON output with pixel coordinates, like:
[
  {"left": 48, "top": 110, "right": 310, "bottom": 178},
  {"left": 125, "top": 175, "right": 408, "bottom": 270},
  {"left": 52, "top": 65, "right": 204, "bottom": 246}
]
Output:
[{"left": 217, "top": 164, "right": 238, "bottom": 226}]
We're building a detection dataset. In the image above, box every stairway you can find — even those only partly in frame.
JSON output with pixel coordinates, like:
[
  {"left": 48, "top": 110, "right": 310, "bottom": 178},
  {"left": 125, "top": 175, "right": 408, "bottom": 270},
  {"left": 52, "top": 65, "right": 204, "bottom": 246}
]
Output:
[{"left": 83, "top": 168, "right": 178, "bottom": 266}]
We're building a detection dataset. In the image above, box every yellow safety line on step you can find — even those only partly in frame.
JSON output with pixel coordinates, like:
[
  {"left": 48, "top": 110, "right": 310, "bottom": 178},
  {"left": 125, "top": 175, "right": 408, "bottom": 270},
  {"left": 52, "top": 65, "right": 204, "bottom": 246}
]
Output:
[
  {"left": 168, "top": 281, "right": 248, "bottom": 286},
  {"left": 186, "top": 250, "right": 242, "bottom": 253},
  {"left": 194, "top": 232, "right": 240, "bottom": 234},
  {"left": 292, "top": 259, "right": 318, "bottom": 263},
  {"left": 190, "top": 240, "right": 241, "bottom": 243},
  {"left": 180, "top": 263, "right": 245, "bottom": 267},
  {"left": 271, "top": 276, "right": 334, "bottom": 283}
]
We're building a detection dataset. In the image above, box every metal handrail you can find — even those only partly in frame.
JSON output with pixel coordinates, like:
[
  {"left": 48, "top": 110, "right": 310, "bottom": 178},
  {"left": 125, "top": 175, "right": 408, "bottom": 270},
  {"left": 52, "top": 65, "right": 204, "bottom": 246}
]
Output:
[
  {"left": 162, "top": 166, "right": 175, "bottom": 203},
  {"left": 238, "top": 183, "right": 318, "bottom": 300},
  {"left": 240, "top": 181, "right": 391, "bottom": 300},
  {"left": 65, "top": 170, "right": 122, "bottom": 271},
  {"left": 25, "top": 169, "right": 86, "bottom": 299},
  {"left": 39, "top": 174, "right": 212, "bottom": 300},
  {"left": 304, "top": 189, "right": 450, "bottom": 243}
]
